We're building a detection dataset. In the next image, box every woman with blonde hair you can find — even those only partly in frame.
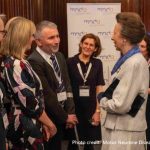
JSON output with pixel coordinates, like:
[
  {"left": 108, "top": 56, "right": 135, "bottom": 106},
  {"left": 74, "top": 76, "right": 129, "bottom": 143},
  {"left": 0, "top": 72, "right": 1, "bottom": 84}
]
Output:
[{"left": 0, "top": 17, "right": 57, "bottom": 150}]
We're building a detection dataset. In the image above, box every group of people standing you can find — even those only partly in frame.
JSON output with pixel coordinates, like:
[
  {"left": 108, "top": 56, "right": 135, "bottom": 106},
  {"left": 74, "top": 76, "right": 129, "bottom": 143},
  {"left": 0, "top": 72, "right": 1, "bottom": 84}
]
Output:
[
  {"left": 0, "top": 11, "right": 150, "bottom": 150},
  {"left": 0, "top": 15, "right": 103, "bottom": 150}
]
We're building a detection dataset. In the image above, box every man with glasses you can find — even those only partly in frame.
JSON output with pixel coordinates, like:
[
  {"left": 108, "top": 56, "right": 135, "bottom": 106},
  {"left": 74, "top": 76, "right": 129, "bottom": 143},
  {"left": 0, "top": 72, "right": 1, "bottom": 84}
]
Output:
[{"left": 0, "top": 16, "right": 9, "bottom": 150}]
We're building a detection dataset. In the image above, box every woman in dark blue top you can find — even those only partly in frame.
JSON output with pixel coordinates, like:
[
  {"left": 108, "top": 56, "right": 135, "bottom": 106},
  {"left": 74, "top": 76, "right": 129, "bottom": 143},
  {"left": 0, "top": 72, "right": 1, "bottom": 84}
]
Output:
[{"left": 67, "top": 33, "right": 105, "bottom": 150}]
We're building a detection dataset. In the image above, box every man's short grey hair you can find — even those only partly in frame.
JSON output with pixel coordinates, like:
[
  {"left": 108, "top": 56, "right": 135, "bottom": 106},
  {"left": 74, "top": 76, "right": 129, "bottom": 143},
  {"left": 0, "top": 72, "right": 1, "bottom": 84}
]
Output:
[{"left": 35, "top": 20, "right": 57, "bottom": 39}]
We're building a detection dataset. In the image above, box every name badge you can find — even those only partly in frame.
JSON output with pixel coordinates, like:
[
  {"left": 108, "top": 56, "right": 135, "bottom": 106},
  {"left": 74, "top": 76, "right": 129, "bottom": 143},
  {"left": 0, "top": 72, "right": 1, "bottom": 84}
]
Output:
[
  {"left": 1, "top": 108, "right": 9, "bottom": 129},
  {"left": 79, "top": 86, "right": 90, "bottom": 97},
  {"left": 57, "top": 91, "right": 67, "bottom": 102}
]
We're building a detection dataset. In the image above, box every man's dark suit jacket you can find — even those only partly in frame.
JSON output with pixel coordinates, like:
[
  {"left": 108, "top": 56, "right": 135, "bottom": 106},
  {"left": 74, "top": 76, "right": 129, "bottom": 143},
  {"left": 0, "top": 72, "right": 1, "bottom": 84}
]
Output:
[{"left": 28, "top": 49, "right": 75, "bottom": 125}]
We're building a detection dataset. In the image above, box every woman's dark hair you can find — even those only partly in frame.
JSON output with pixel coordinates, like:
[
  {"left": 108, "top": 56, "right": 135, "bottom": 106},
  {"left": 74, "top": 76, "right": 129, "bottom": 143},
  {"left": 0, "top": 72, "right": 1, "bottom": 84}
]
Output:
[
  {"left": 116, "top": 12, "right": 146, "bottom": 44},
  {"left": 144, "top": 33, "right": 150, "bottom": 57},
  {"left": 79, "top": 33, "right": 102, "bottom": 57}
]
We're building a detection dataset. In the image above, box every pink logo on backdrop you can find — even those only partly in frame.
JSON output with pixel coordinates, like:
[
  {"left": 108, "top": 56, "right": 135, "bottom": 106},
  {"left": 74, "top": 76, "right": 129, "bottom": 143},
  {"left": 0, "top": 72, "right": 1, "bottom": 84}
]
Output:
[
  {"left": 97, "top": 7, "right": 114, "bottom": 14},
  {"left": 98, "top": 31, "right": 112, "bottom": 38},
  {"left": 70, "top": 32, "right": 87, "bottom": 37},
  {"left": 99, "top": 55, "right": 118, "bottom": 61},
  {"left": 83, "top": 19, "right": 103, "bottom": 26},
  {"left": 70, "top": 7, "right": 88, "bottom": 13}
]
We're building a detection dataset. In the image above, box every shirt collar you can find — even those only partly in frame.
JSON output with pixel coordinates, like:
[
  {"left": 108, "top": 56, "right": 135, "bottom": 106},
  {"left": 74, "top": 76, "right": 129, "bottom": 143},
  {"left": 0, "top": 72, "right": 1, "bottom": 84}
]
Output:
[{"left": 36, "top": 46, "right": 51, "bottom": 60}]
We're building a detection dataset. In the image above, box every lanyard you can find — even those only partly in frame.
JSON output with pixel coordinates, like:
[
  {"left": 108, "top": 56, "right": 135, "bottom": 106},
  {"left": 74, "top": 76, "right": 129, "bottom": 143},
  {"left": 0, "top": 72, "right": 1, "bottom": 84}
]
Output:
[{"left": 77, "top": 62, "right": 92, "bottom": 84}]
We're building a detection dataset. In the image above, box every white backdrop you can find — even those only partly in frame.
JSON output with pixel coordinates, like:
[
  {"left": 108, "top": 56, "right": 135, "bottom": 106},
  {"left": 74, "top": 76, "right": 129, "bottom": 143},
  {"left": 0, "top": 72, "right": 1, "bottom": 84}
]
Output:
[{"left": 67, "top": 3, "right": 121, "bottom": 87}]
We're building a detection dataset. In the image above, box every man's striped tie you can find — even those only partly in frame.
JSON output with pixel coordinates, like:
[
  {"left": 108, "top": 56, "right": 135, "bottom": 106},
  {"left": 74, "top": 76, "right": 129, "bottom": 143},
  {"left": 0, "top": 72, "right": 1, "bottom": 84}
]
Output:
[{"left": 50, "top": 54, "right": 61, "bottom": 78}]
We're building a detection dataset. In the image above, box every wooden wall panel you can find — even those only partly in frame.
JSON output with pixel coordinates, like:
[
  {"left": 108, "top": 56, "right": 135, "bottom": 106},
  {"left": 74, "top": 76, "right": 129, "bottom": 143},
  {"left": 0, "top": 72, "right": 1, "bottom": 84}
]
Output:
[
  {"left": 140, "top": 0, "right": 150, "bottom": 32},
  {"left": 43, "top": 0, "right": 145, "bottom": 57},
  {"left": 0, "top": 0, "right": 150, "bottom": 56},
  {"left": 43, "top": 0, "right": 69, "bottom": 56},
  {"left": 0, "top": 0, "right": 43, "bottom": 24}
]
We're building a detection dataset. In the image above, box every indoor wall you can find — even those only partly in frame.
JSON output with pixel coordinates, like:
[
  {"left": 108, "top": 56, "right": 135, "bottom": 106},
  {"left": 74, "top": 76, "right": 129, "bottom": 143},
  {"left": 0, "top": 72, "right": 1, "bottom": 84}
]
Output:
[{"left": 0, "top": 0, "right": 150, "bottom": 57}]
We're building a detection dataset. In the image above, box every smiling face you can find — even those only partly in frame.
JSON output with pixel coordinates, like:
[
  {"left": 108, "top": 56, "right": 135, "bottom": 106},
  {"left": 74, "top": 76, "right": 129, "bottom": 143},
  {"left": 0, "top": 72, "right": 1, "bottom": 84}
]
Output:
[
  {"left": 36, "top": 27, "right": 60, "bottom": 54},
  {"left": 80, "top": 38, "right": 97, "bottom": 57},
  {"left": 111, "top": 23, "right": 125, "bottom": 52}
]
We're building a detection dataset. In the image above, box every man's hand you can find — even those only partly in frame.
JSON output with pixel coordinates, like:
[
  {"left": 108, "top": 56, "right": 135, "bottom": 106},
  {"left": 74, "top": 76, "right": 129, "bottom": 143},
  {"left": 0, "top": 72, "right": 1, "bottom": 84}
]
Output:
[{"left": 66, "top": 114, "right": 78, "bottom": 128}]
